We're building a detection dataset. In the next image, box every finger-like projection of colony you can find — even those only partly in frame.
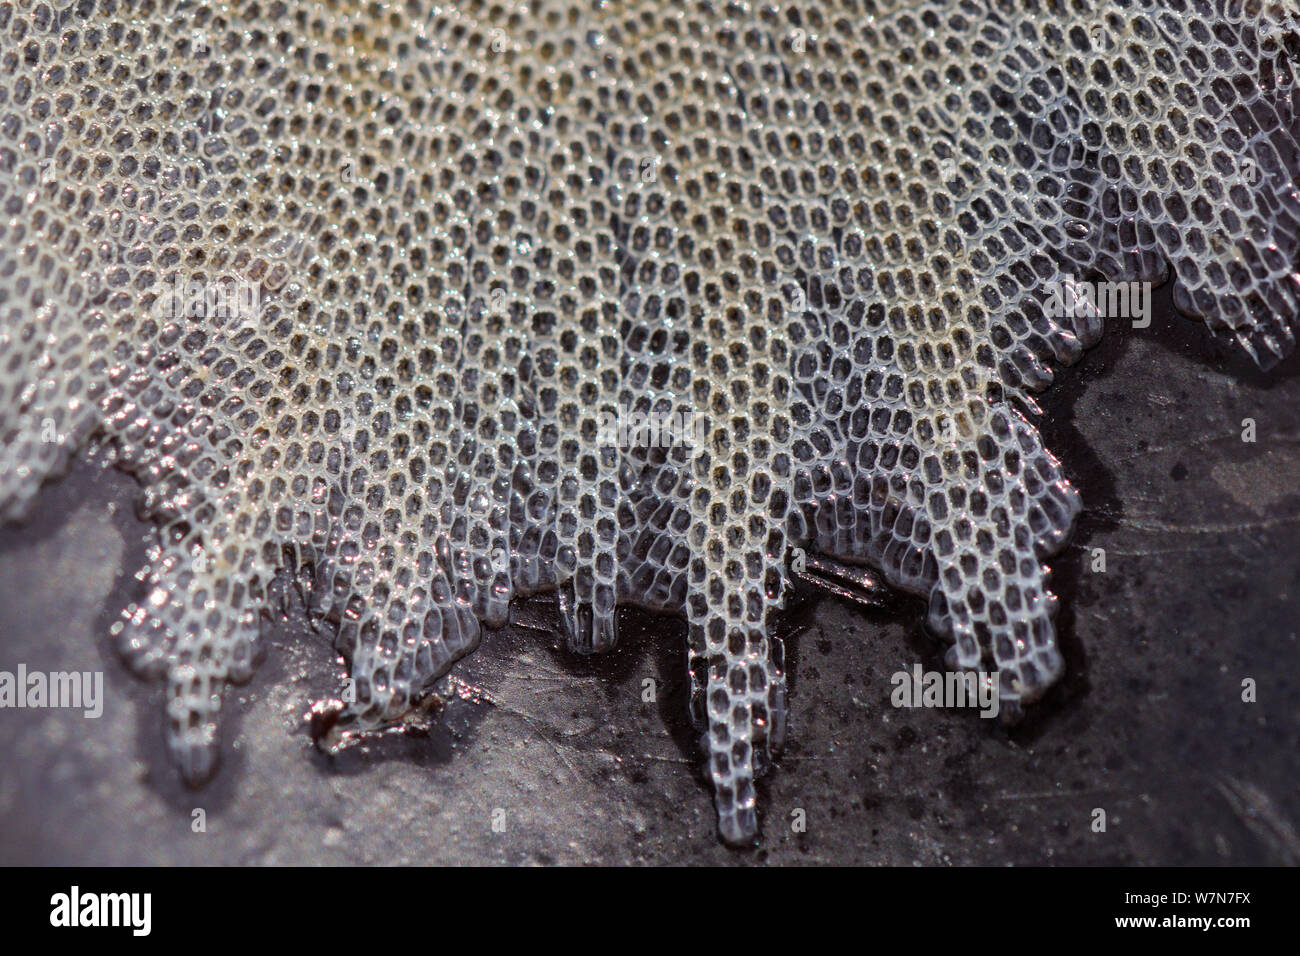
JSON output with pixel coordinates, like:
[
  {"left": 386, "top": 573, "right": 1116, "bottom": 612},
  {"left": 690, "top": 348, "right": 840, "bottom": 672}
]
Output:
[{"left": 0, "top": 0, "right": 1297, "bottom": 844}]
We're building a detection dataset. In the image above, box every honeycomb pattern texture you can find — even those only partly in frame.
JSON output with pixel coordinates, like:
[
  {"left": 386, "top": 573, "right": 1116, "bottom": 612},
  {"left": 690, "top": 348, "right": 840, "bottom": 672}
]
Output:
[{"left": 0, "top": 0, "right": 1297, "bottom": 844}]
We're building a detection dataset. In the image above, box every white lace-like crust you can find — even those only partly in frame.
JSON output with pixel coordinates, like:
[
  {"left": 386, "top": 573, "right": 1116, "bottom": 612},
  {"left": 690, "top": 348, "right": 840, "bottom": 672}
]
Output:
[{"left": 0, "top": 0, "right": 1296, "bottom": 843}]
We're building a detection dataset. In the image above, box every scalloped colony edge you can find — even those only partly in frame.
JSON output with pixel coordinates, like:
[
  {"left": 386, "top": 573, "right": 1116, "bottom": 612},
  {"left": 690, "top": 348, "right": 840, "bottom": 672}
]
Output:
[{"left": 0, "top": 0, "right": 1297, "bottom": 844}]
